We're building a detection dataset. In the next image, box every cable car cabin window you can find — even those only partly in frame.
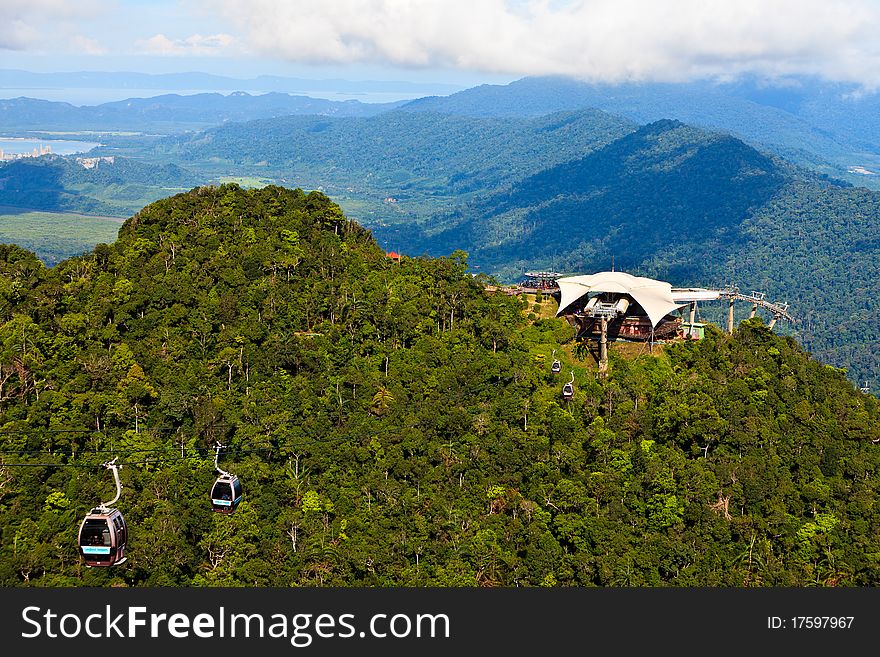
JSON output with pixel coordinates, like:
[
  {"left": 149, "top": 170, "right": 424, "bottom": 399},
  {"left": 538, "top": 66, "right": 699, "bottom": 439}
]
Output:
[
  {"left": 81, "top": 519, "right": 112, "bottom": 546},
  {"left": 232, "top": 478, "right": 242, "bottom": 500},
  {"left": 212, "top": 481, "right": 233, "bottom": 501},
  {"left": 113, "top": 515, "right": 127, "bottom": 547}
]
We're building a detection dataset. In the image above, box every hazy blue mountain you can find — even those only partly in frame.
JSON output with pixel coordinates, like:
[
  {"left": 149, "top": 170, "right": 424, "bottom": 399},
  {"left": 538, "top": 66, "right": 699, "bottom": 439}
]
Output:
[
  {"left": 0, "top": 68, "right": 463, "bottom": 95},
  {"left": 0, "top": 92, "right": 402, "bottom": 133},
  {"left": 401, "top": 76, "right": 880, "bottom": 189}
]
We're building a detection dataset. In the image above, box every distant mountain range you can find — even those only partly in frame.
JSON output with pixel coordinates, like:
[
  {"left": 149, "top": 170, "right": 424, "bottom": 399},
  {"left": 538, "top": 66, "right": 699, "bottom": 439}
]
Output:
[
  {"left": 0, "top": 93, "right": 402, "bottom": 133},
  {"left": 4, "top": 73, "right": 879, "bottom": 188},
  {"left": 0, "top": 68, "right": 464, "bottom": 95},
  {"left": 159, "top": 108, "right": 635, "bottom": 219},
  {"left": 400, "top": 76, "right": 880, "bottom": 190}
]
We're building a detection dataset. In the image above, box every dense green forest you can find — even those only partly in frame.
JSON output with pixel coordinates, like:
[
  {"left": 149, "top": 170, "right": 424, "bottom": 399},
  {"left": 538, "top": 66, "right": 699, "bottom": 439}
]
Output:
[{"left": 0, "top": 184, "right": 878, "bottom": 587}]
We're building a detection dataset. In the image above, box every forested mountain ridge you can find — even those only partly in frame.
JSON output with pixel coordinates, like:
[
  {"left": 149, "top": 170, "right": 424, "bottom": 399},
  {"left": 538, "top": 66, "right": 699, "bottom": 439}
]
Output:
[
  {"left": 414, "top": 119, "right": 880, "bottom": 389},
  {"left": 0, "top": 184, "right": 879, "bottom": 587},
  {"left": 419, "top": 119, "right": 790, "bottom": 276},
  {"left": 157, "top": 108, "right": 636, "bottom": 220},
  {"left": 401, "top": 75, "right": 880, "bottom": 189}
]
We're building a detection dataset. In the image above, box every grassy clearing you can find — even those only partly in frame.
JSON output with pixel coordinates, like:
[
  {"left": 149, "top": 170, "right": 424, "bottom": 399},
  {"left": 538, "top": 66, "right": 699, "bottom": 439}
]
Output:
[
  {"left": 0, "top": 208, "right": 122, "bottom": 266},
  {"left": 522, "top": 292, "right": 560, "bottom": 320},
  {"left": 218, "top": 176, "right": 274, "bottom": 188}
]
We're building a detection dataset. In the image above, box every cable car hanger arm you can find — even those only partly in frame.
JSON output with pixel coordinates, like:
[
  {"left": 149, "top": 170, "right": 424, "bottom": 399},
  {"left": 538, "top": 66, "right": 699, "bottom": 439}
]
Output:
[
  {"left": 99, "top": 457, "right": 122, "bottom": 510},
  {"left": 214, "top": 442, "right": 233, "bottom": 478}
]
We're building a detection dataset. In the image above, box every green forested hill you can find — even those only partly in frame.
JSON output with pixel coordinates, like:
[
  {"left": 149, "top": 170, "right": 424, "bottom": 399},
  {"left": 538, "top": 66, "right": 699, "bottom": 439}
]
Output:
[
  {"left": 0, "top": 155, "right": 198, "bottom": 216},
  {"left": 421, "top": 119, "right": 789, "bottom": 276},
  {"left": 418, "top": 120, "right": 880, "bottom": 388},
  {"left": 159, "top": 109, "right": 636, "bottom": 220},
  {"left": 0, "top": 184, "right": 878, "bottom": 587}
]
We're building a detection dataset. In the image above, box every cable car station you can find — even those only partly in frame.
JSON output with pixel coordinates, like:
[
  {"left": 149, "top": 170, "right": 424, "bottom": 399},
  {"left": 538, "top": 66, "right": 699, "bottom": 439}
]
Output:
[{"left": 552, "top": 270, "right": 794, "bottom": 372}]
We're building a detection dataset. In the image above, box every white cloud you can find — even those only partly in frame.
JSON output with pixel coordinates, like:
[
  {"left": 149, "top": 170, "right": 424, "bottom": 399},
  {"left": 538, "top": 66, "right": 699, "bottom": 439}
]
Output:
[
  {"left": 138, "top": 33, "right": 239, "bottom": 57},
  {"left": 0, "top": 0, "right": 106, "bottom": 51},
  {"left": 218, "top": 0, "right": 880, "bottom": 86},
  {"left": 71, "top": 35, "right": 107, "bottom": 56}
]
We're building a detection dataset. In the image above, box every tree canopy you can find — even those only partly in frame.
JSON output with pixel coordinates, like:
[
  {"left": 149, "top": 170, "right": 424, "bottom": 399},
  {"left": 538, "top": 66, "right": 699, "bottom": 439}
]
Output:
[{"left": 0, "top": 184, "right": 877, "bottom": 587}]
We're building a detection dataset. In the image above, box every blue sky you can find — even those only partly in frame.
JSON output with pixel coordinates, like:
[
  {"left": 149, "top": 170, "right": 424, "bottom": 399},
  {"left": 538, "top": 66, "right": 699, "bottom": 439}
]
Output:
[
  {"left": 3, "top": 1, "right": 880, "bottom": 89},
  {"left": 0, "top": 0, "right": 514, "bottom": 87}
]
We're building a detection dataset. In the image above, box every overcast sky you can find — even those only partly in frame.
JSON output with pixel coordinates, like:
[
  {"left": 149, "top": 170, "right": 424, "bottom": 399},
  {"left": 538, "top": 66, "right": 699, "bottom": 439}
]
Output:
[{"left": 3, "top": 0, "right": 880, "bottom": 89}]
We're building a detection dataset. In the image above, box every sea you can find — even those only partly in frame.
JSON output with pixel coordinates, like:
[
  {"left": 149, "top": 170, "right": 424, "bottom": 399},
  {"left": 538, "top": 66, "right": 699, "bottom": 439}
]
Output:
[{"left": 0, "top": 136, "right": 101, "bottom": 156}]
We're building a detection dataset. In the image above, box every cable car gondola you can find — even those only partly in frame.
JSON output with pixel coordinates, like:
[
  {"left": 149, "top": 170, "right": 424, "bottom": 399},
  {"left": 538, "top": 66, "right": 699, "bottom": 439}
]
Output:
[
  {"left": 551, "top": 349, "right": 561, "bottom": 374},
  {"left": 562, "top": 372, "right": 574, "bottom": 400},
  {"left": 211, "top": 442, "right": 243, "bottom": 514},
  {"left": 78, "top": 458, "right": 127, "bottom": 567}
]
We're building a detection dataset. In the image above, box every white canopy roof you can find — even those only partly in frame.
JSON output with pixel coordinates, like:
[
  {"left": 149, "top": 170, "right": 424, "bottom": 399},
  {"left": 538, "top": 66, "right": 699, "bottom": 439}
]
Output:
[{"left": 556, "top": 271, "right": 684, "bottom": 328}]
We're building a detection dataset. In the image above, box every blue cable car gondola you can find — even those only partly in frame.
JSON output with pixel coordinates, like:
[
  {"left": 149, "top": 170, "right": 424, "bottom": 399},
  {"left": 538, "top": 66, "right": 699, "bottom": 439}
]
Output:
[{"left": 211, "top": 443, "right": 243, "bottom": 514}]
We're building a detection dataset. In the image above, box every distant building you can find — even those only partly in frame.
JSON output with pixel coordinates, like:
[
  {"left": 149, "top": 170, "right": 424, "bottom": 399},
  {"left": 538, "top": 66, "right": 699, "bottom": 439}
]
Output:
[
  {"left": 557, "top": 271, "right": 684, "bottom": 342},
  {"left": 386, "top": 251, "right": 402, "bottom": 263},
  {"left": 521, "top": 271, "right": 562, "bottom": 291},
  {"left": 556, "top": 270, "right": 793, "bottom": 348},
  {"left": 0, "top": 143, "right": 51, "bottom": 161},
  {"left": 75, "top": 156, "right": 115, "bottom": 169}
]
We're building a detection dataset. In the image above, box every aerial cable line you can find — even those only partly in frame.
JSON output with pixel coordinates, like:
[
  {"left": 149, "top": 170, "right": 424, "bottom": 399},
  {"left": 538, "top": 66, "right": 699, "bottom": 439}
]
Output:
[
  {"left": 0, "top": 422, "right": 426, "bottom": 459},
  {"left": 0, "top": 426, "right": 183, "bottom": 434},
  {"left": 0, "top": 462, "right": 100, "bottom": 468},
  {"left": 0, "top": 446, "right": 199, "bottom": 456},
  {"left": 0, "top": 445, "right": 287, "bottom": 460},
  {"left": 0, "top": 421, "right": 419, "bottom": 441},
  {"left": 0, "top": 444, "right": 337, "bottom": 467}
]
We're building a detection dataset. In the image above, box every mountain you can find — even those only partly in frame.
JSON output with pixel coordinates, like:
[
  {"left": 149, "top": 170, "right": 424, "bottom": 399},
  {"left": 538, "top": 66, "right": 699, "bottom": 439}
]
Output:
[
  {"left": 161, "top": 108, "right": 636, "bottom": 219},
  {"left": 0, "top": 154, "right": 198, "bottom": 217},
  {"left": 0, "top": 68, "right": 463, "bottom": 96},
  {"left": 0, "top": 92, "right": 402, "bottom": 133},
  {"left": 418, "top": 119, "right": 790, "bottom": 274},
  {"left": 0, "top": 184, "right": 878, "bottom": 588},
  {"left": 401, "top": 76, "right": 880, "bottom": 189},
  {"left": 416, "top": 119, "right": 880, "bottom": 388},
  {"left": 5, "top": 105, "right": 879, "bottom": 387}
]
